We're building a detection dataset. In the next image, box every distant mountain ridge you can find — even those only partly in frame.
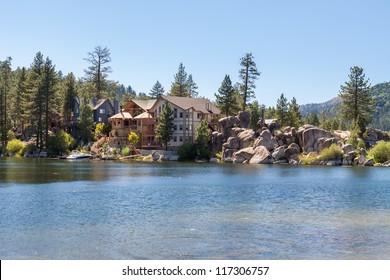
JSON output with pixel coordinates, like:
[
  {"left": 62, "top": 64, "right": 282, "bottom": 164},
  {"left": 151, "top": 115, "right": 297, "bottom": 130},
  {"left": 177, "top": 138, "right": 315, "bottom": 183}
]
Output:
[{"left": 299, "top": 81, "right": 390, "bottom": 131}]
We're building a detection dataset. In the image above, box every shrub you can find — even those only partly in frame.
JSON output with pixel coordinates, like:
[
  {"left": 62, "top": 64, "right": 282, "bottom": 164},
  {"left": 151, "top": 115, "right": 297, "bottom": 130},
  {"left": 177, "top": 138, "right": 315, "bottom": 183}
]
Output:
[
  {"left": 6, "top": 139, "right": 25, "bottom": 157},
  {"left": 367, "top": 141, "right": 390, "bottom": 163},
  {"left": 46, "top": 130, "right": 75, "bottom": 156},
  {"left": 24, "top": 143, "right": 37, "bottom": 155},
  {"left": 177, "top": 142, "right": 197, "bottom": 161},
  {"left": 95, "top": 122, "right": 112, "bottom": 136},
  {"left": 7, "top": 130, "right": 16, "bottom": 141},
  {"left": 347, "top": 131, "right": 366, "bottom": 150},
  {"left": 121, "top": 146, "right": 131, "bottom": 156},
  {"left": 319, "top": 144, "right": 343, "bottom": 161},
  {"left": 128, "top": 132, "right": 140, "bottom": 145},
  {"left": 298, "top": 152, "right": 319, "bottom": 165}
]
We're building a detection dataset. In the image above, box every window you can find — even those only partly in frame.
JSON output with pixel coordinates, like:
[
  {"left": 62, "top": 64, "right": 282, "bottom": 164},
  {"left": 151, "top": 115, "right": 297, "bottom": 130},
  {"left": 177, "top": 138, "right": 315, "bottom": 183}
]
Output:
[
  {"left": 197, "top": 113, "right": 201, "bottom": 119},
  {"left": 179, "top": 136, "right": 183, "bottom": 142},
  {"left": 173, "top": 125, "right": 177, "bottom": 131},
  {"left": 124, "top": 120, "right": 129, "bottom": 127},
  {"left": 179, "top": 124, "right": 183, "bottom": 131},
  {"left": 158, "top": 106, "right": 161, "bottom": 113},
  {"left": 98, "top": 117, "right": 102, "bottom": 122},
  {"left": 179, "top": 112, "right": 183, "bottom": 118},
  {"left": 99, "top": 108, "right": 106, "bottom": 114},
  {"left": 174, "top": 108, "right": 177, "bottom": 118},
  {"left": 173, "top": 136, "right": 177, "bottom": 142}
]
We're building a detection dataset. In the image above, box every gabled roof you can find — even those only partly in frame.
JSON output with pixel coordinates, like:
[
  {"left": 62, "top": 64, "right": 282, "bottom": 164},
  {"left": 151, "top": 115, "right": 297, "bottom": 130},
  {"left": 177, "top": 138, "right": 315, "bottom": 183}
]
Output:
[
  {"left": 159, "top": 96, "right": 221, "bottom": 114},
  {"left": 109, "top": 111, "right": 133, "bottom": 120},
  {"left": 134, "top": 112, "right": 153, "bottom": 119},
  {"left": 132, "top": 99, "right": 157, "bottom": 110}
]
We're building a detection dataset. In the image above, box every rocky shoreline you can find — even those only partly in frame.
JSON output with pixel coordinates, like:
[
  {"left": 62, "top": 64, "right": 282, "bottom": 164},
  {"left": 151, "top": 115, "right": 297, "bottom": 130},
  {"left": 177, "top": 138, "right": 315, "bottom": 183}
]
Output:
[{"left": 210, "top": 112, "right": 390, "bottom": 167}]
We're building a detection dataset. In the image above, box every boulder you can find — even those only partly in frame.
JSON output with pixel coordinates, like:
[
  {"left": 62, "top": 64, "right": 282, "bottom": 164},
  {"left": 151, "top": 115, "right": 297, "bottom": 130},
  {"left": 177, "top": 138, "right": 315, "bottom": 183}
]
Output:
[
  {"left": 222, "top": 148, "right": 238, "bottom": 161},
  {"left": 366, "top": 128, "right": 390, "bottom": 142},
  {"left": 249, "top": 146, "right": 274, "bottom": 164},
  {"left": 253, "top": 129, "right": 278, "bottom": 151},
  {"left": 323, "top": 137, "right": 339, "bottom": 149},
  {"left": 237, "top": 111, "right": 251, "bottom": 128},
  {"left": 209, "top": 157, "right": 220, "bottom": 163},
  {"left": 211, "top": 131, "right": 224, "bottom": 154},
  {"left": 237, "top": 129, "right": 256, "bottom": 149},
  {"left": 284, "top": 143, "right": 301, "bottom": 160},
  {"left": 342, "top": 144, "right": 355, "bottom": 155},
  {"left": 333, "top": 130, "right": 350, "bottom": 140},
  {"left": 266, "top": 119, "right": 281, "bottom": 132},
  {"left": 218, "top": 116, "right": 240, "bottom": 138},
  {"left": 300, "top": 127, "right": 333, "bottom": 152},
  {"left": 222, "top": 137, "right": 240, "bottom": 149},
  {"left": 353, "top": 155, "right": 366, "bottom": 166},
  {"left": 360, "top": 148, "right": 367, "bottom": 157},
  {"left": 234, "top": 147, "right": 256, "bottom": 160},
  {"left": 272, "top": 146, "right": 286, "bottom": 161},
  {"left": 151, "top": 151, "right": 161, "bottom": 161},
  {"left": 364, "top": 159, "right": 374, "bottom": 166}
]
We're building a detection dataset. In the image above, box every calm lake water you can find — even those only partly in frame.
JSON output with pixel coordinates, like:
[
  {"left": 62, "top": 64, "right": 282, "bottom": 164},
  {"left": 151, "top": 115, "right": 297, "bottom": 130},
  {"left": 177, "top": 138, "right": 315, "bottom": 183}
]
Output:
[{"left": 1, "top": 158, "right": 390, "bottom": 259}]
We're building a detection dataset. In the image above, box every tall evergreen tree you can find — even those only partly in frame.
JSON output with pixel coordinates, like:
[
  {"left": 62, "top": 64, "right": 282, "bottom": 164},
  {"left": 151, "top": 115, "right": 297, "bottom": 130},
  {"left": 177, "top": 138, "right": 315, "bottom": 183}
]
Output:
[
  {"left": 11, "top": 67, "right": 27, "bottom": 134},
  {"left": 78, "top": 93, "right": 95, "bottom": 143},
  {"left": 186, "top": 74, "right": 198, "bottom": 98},
  {"left": 238, "top": 53, "right": 260, "bottom": 111},
  {"left": 62, "top": 73, "right": 78, "bottom": 128},
  {"left": 339, "top": 66, "right": 374, "bottom": 132},
  {"left": 306, "top": 112, "right": 320, "bottom": 127},
  {"left": 287, "top": 97, "right": 302, "bottom": 127},
  {"left": 276, "top": 93, "right": 289, "bottom": 127},
  {"left": 0, "top": 57, "right": 13, "bottom": 149},
  {"left": 84, "top": 46, "right": 112, "bottom": 99},
  {"left": 169, "top": 63, "right": 189, "bottom": 97},
  {"left": 155, "top": 101, "right": 174, "bottom": 150},
  {"left": 249, "top": 101, "right": 262, "bottom": 129},
  {"left": 214, "top": 75, "right": 240, "bottom": 116},
  {"left": 195, "top": 118, "right": 211, "bottom": 159},
  {"left": 149, "top": 80, "right": 165, "bottom": 98}
]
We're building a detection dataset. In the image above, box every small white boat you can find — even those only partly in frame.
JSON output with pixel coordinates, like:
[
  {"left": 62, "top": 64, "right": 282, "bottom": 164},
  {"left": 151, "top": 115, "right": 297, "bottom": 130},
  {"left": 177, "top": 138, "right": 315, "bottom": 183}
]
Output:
[{"left": 66, "top": 150, "right": 92, "bottom": 160}]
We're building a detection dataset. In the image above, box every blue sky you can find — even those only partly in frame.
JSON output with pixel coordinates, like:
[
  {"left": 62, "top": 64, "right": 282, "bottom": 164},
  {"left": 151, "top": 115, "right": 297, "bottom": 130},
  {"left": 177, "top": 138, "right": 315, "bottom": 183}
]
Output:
[{"left": 1, "top": 0, "right": 389, "bottom": 106}]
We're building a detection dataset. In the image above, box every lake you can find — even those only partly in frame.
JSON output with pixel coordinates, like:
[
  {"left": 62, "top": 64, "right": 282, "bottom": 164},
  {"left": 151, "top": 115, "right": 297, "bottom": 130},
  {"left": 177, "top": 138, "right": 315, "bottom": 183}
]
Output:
[{"left": 1, "top": 158, "right": 390, "bottom": 259}]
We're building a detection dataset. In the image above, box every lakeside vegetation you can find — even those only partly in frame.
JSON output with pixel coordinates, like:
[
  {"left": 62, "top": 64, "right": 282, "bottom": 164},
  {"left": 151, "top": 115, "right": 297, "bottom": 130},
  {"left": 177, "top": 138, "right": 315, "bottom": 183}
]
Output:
[{"left": 1, "top": 47, "right": 390, "bottom": 165}]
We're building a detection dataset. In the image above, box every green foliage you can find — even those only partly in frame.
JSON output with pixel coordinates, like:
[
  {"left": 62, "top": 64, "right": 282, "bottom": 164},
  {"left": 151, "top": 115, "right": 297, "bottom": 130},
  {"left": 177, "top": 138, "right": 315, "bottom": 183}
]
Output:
[
  {"left": 305, "top": 112, "right": 320, "bottom": 126},
  {"left": 95, "top": 122, "right": 111, "bottom": 136},
  {"left": 299, "top": 152, "right": 319, "bottom": 165},
  {"left": 155, "top": 101, "right": 174, "bottom": 150},
  {"left": 6, "top": 139, "right": 25, "bottom": 157},
  {"left": 249, "top": 101, "right": 262, "bottom": 129},
  {"left": 177, "top": 141, "right": 197, "bottom": 161},
  {"left": 368, "top": 141, "right": 390, "bottom": 163},
  {"left": 187, "top": 74, "right": 198, "bottom": 98},
  {"left": 95, "top": 123, "right": 105, "bottom": 135},
  {"left": 169, "top": 63, "right": 190, "bottom": 97},
  {"left": 214, "top": 152, "right": 222, "bottom": 159},
  {"left": 195, "top": 118, "right": 211, "bottom": 160},
  {"left": 121, "top": 146, "right": 131, "bottom": 156},
  {"left": 7, "top": 130, "right": 16, "bottom": 141},
  {"left": 78, "top": 94, "right": 95, "bottom": 142},
  {"left": 287, "top": 97, "right": 302, "bottom": 127},
  {"left": 46, "top": 130, "right": 75, "bottom": 156},
  {"left": 319, "top": 144, "right": 343, "bottom": 161},
  {"left": 149, "top": 80, "right": 165, "bottom": 98},
  {"left": 238, "top": 53, "right": 260, "bottom": 111},
  {"left": 215, "top": 75, "right": 240, "bottom": 116},
  {"left": 339, "top": 66, "right": 374, "bottom": 132},
  {"left": 128, "top": 131, "right": 140, "bottom": 145},
  {"left": 276, "top": 93, "right": 289, "bottom": 126},
  {"left": 347, "top": 131, "right": 366, "bottom": 150}
]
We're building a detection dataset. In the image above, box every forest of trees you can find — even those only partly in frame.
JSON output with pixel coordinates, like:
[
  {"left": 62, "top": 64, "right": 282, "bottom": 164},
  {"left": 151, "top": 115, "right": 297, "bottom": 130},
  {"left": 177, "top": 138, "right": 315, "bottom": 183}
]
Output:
[{"left": 0, "top": 45, "right": 387, "bottom": 156}]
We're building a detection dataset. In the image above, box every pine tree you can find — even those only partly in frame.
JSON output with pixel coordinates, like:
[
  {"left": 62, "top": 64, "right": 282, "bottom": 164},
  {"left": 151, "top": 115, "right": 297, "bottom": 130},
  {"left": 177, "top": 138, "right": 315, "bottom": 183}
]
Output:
[
  {"left": 306, "top": 112, "right": 320, "bottom": 127},
  {"left": 84, "top": 46, "right": 112, "bottom": 99},
  {"left": 186, "top": 74, "right": 198, "bottom": 98},
  {"left": 249, "top": 101, "right": 262, "bottom": 129},
  {"left": 149, "top": 80, "right": 165, "bottom": 98},
  {"left": 0, "top": 57, "right": 13, "bottom": 149},
  {"left": 276, "top": 93, "right": 289, "bottom": 127},
  {"left": 287, "top": 97, "right": 302, "bottom": 127},
  {"left": 169, "top": 63, "right": 189, "bottom": 97},
  {"left": 78, "top": 94, "right": 95, "bottom": 143},
  {"left": 62, "top": 73, "right": 78, "bottom": 128},
  {"left": 214, "top": 75, "right": 240, "bottom": 116},
  {"left": 11, "top": 67, "right": 27, "bottom": 134},
  {"left": 155, "top": 101, "right": 174, "bottom": 150},
  {"left": 339, "top": 66, "right": 373, "bottom": 132},
  {"left": 195, "top": 118, "right": 211, "bottom": 159},
  {"left": 238, "top": 53, "right": 260, "bottom": 111}
]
